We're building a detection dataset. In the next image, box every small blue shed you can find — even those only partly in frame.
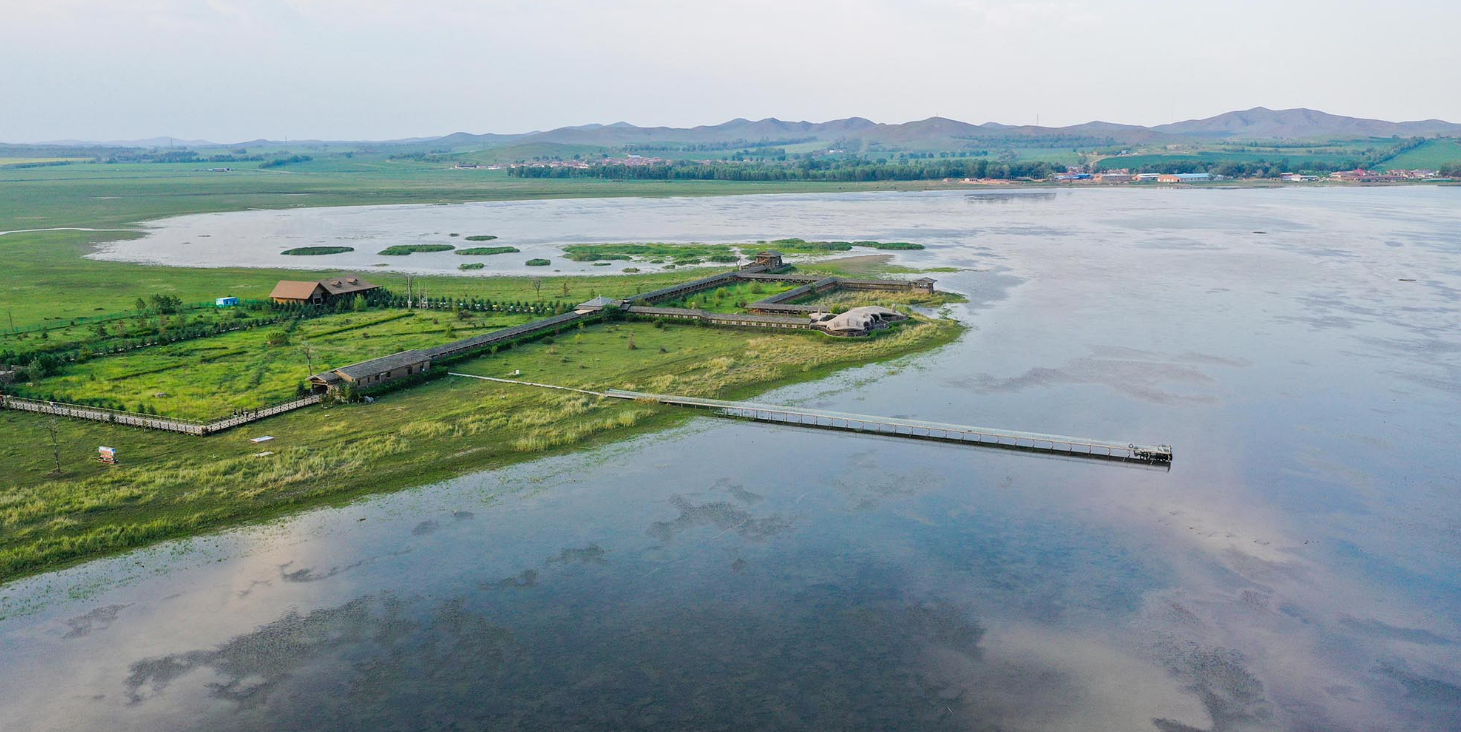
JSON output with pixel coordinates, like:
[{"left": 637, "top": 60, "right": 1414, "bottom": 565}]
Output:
[{"left": 215, "top": 296, "right": 240, "bottom": 307}]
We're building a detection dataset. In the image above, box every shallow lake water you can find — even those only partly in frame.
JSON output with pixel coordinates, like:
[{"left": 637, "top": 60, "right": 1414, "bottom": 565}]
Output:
[{"left": 7, "top": 187, "right": 1461, "bottom": 731}]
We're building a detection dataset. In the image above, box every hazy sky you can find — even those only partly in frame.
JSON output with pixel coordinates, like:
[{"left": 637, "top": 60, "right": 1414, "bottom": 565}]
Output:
[{"left": 3, "top": 0, "right": 1458, "bottom": 143}]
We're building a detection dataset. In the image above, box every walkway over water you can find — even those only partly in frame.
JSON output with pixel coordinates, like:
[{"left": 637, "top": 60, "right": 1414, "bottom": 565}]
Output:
[
  {"left": 447, "top": 373, "right": 1172, "bottom": 465},
  {"left": 603, "top": 390, "right": 1173, "bottom": 465}
]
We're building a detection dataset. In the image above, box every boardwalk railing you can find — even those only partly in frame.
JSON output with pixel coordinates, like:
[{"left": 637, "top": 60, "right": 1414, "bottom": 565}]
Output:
[
  {"left": 0, "top": 394, "right": 322, "bottom": 436},
  {"left": 602, "top": 389, "right": 1173, "bottom": 466}
]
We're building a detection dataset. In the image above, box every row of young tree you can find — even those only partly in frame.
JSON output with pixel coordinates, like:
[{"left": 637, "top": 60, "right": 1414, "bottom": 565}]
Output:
[
  {"left": 2, "top": 293, "right": 394, "bottom": 376},
  {"left": 507, "top": 157, "right": 1066, "bottom": 182}
]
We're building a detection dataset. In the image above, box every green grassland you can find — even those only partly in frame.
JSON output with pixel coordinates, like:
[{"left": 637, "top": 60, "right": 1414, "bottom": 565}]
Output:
[
  {"left": 0, "top": 316, "right": 961, "bottom": 581},
  {"left": 1095, "top": 149, "right": 1358, "bottom": 170},
  {"left": 22, "top": 309, "right": 535, "bottom": 420},
  {"left": 658, "top": 281, "right": 802, "bottom": 313},
  {"left": 0, "top": 158, "right": 961, "bottom": 328},
  {"left": 1377, "top": 138, "right": 1461, "bottom": 170},
  {"left": 0, "top": 157, "right": 91, "bottom": 167},
  {"left": 795, "top": 288, "right": 962, "bottom": 310}
]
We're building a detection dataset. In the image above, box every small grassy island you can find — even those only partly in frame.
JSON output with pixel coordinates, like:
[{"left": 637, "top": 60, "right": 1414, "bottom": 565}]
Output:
[
  {"left": 281, "top": 246, "right": 355, "bottom": 255},
  {"left": 379, "top": 244, "right": 455, "bottom": 255},
  {"left": 525, "top": 258, "right": 551, "bottom": 266},
  {"left": 456, "top": 246, "right": 520, "bottom": 256},
  {"left": 560, "top": 240, "right": 925, "bottom": 266},
  {"left": 463, "top": 235, "right": 498, "bottom": 241}
]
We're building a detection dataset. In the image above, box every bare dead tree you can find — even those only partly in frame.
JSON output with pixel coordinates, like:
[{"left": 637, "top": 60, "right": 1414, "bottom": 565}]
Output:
[
  {"left": 42, "top": 414, "right": 64, "bottom": 476},
  {"left": 531, "top": 277, "right": 544, "bottom": 300}
]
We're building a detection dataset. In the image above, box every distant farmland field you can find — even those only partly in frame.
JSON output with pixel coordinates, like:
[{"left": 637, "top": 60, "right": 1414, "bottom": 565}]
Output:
[
  {"left": 1378, "top": 138, "right": 1461, "bottom": 170},
  {"left": 1096, "top": 149, "right": 1358, "bottom": 170}
]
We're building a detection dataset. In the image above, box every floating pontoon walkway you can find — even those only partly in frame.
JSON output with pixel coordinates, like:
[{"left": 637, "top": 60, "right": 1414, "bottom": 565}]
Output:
[{"left": 602, "top": 389, "right": 1173, "bottom": 466}]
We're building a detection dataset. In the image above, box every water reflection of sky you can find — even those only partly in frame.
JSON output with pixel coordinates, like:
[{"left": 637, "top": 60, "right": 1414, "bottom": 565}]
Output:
[{"left": 7, "top": 187, "right": 1461, "bottom": 731}]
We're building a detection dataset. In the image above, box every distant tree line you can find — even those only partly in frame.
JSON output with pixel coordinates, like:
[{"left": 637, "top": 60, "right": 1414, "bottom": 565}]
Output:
[
  {"left": 623, "top": 137, "right": 816, "bottom": 153},
  {"left": 258, "top": 154, "right": 313, "bottom": 169},
  {"left": 507, "top": 157, "right": 1064, "bottom": 182}
]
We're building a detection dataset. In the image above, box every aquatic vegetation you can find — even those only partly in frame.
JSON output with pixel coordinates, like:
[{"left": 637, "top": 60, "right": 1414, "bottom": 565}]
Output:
[
  {"left": 280, "top": 246, "right": 354, "bottom": 255},
  {"left": 378, "top": 244, "right": 455, "bottom": 255},
  {"left": 455, "top": 246, "right": 519, "bottom": 256}
]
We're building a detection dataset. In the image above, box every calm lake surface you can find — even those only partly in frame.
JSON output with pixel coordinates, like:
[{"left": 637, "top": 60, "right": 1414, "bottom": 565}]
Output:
[{"left": 9, "top": 187, "right": 1461, "bottom": 731}]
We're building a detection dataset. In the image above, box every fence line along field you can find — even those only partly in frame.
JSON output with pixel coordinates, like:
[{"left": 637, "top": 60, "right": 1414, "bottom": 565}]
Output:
[{"left": 19, "top": 308, "right": 538, "bottom": 420}]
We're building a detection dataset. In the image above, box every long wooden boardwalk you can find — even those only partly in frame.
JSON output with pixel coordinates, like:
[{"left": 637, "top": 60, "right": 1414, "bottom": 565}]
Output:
[
  {"left": 602, "top": 389, "right": 1173, "bottom": 465},
  {"left": 445, "top": 374, "right": 1172, "bottom": 465}
]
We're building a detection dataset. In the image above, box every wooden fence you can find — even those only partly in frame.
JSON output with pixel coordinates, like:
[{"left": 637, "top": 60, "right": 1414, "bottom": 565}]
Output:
[{"left": 0, "top": 394, "right": 322, "bottom": 436}]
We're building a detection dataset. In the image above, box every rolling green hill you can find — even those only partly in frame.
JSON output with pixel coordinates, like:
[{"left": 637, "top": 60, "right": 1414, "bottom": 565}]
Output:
[{"left": 1377, "top": 138, "right": 1461, "bottom": 170}]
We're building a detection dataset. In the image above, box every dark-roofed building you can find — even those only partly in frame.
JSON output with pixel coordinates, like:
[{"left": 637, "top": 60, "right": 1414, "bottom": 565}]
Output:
[
  {"left": 271, "top": 280, "right": 328, "bottom": 304},
  {"left": 271, "top": 275, "right": 379, "bottom": 305},
  {"left": 754, "top": 251, "right": 785, "bottom": 269},
  {"left": 912, "top": 277, "right": 936, "bottom": 293},
  {"left": 308, "top": 349, "right": 432, "bottom": 393}
]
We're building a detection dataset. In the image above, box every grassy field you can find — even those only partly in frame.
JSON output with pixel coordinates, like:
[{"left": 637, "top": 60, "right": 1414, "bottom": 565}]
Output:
[
  {"left": 0, "top": 316, "right": 962, "bottom": 581},
  {"left": 21, "top": 309, "right": 536, "bottom": 419},
  {"left": 0, "top": 159, "right": 961, "bottom": 330},
  {"left": 658, "top": 281, "right": 801, "bottom": 312},
  {"left": 795, "top": 288, "right": 961, "bottom": 310},
  {"left": 1377, "top": 138, "right": 1461, "bottom": 170},
  {"left": 1094, "top": 149, "right": 1359, "bottom": 170},
  {"left": 0, "top": 157, "right": 90, "bottom": 168}
]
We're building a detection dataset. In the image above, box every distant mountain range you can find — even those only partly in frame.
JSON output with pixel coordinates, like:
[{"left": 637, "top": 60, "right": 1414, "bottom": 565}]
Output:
[
  {"left": 13, "top": 107, "right": 1461, "bottom": 151},
  {"left": 1153, "top": 107, "right": 1461, "bottom": 139}
]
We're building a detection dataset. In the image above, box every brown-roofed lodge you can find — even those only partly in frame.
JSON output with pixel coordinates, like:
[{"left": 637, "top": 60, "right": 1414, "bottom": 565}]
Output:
[{"left": 271, "top": 276, "right": 379, "bottom": 305}]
